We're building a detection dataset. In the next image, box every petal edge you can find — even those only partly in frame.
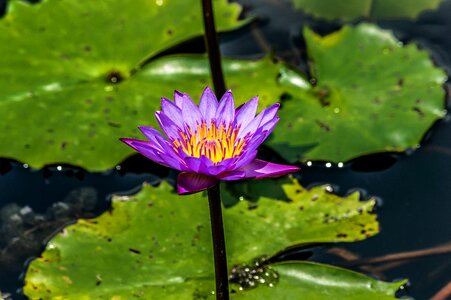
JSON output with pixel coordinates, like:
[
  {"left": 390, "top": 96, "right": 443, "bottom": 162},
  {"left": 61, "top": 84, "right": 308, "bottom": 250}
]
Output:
[
  {"left": 177, "top": 172, "right": 219, "bottom": 195},
  {"left": 219, "top": 159, "right": 299, "bottom": 180}
]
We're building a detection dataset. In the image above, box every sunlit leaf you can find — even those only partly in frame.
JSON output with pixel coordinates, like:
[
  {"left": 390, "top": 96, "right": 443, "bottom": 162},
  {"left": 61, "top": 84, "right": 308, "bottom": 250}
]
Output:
[
  {"left": 232, "top": 262, "right": 406, "bottom": 300},
  {"left": 0, "top": 0, "right": 245, "bottom": 170},
  {"left": 267, "top": 24, "right": 446, "bottom": 162},
  {"left": 24, "top": 180, "right": 404, "bottom": 299}
]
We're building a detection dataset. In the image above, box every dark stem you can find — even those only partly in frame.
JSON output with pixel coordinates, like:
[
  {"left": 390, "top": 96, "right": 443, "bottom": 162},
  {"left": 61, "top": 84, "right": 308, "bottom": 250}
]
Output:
[
  {"left": 201, "top": 0, "right": 227, "bottom": 96},
  {"left": 207, "top": 183, "right": 229, "bottom": 300},
  {"left": 202, "top": 1, "right": 229, "bottom": 298}
]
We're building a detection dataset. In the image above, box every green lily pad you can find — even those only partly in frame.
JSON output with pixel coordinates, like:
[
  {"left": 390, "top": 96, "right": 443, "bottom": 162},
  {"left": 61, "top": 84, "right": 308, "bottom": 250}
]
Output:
[
  {"left": 232, "top": 262, "right": 405, "bottom": 300},
  {"left": 0, "top": 0, "right": 245, "bottom": 170},
  {"left": 292, "top": 0, "right": 443, "bottom": 20},
  {"left": 24, "top": 180, "right": 403, "bottom": 299},
  {"left": 267, "top": 23, "right": 447, "bottom": 162}
]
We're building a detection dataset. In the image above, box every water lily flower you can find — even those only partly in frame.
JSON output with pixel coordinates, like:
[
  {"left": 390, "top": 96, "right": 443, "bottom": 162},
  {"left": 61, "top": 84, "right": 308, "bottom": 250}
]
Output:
[{"left": 120, "top": 87, "right": 299, "bottom": 194}]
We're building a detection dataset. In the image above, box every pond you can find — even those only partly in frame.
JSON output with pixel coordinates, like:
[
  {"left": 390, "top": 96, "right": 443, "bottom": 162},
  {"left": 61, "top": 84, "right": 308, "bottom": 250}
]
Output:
[{"left": 0, "top": 0, "right": 450, "bottom": 299}]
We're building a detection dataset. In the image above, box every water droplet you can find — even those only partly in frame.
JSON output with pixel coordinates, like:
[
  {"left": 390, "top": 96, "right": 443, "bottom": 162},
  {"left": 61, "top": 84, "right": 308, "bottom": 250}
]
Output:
[
  {"left": 56, "top": 165, "right": 62, "bottom": 171},
  {"left": 338, "top": 162, "right": 344, "bottom": 168},
  {"left": 156, "top": 0, "right": 163, "bottom": 5},
  {"left": 229, "top": 256, "right": 279, "bottom": 290},
  {"left": 333, "top": 107, "right": 340, "bottom": 113},
  {"left": 325, "top": 162, "right": 332, "bottom": 168},
  {"left": 23, "top": 163, "right": 29, "bottom": 169},
  {"left": 104, "top": 85, "right": 114, "bottom": 92},
  {"left": 306, "top": 161, "right": 312, "bottom": 167}
]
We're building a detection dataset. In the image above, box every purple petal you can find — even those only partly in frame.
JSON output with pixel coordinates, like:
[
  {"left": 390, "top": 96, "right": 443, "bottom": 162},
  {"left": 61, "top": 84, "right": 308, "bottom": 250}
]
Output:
[
  {"left": 219, "top": 159, "right": 299, "bottom": 180},
  {"left": 235, "top": 96, "right": 258, "bottom": 129},
  {"left": 120, "top": 138, "right": 174, "bottom": 169},
  {"left": 235, "top": 103, "right": 245, "bottom": 115},
  {"left": 216, "top": 170, "right": 245, "bottom": 181},
  {"left": 184, "top": 156, "right": 233, "bottom": 176},
  {"left": 236, "top": 103, "right": 279, "bottom": 139},
  {"left": 137, "top": 126, "right": 166, "bottom": 152},
  {"left": 254, "top": 116, "right": 280, "bottom": 141},
  {"left": 237, "top": 110, "right": 265, "bottom": 139},
  {"left": 198, "top": 156, "right": 234, "bottom": 176},
  {"left": 174, "top": 90, "right": 184, "bottom": 108},
  {"left": 260, "top": 116, "right": 279, "bottom": 133},
  {"left": 184, "top": 156, "right": 203, "bottom": 173},
  {"left": 161, "top": 98, "right": 183, "bottom": 127},
  {"left": 260, "top": 103, "right": 280, "bottom": 125},
  {"left": 240, "top": 133, "right": 266, "bottom": 155},
  {"left": 199, "top": 86, "right": 218, "bottom": 124},
  {"left": 153, "top": 134, "right": 189, "bottom": 171},
  {"left": 235, "top": 117, "right": 279, "bottom": 158},
  {"left": 181, "top": 93, "right": 203, "bottom": 130},
  {"left": 229, "top": 149, "right": 257, "bottom": 171},
  {"left": 121, "top": 137, "right": 187, "bottom": 171},
  {"left": 215, "top": 90, "right": 235, "bottom": 126},
  {"left": 177, "top": 172, "right": 218, "bottom": 195},
  {"left": 155, "top": 111, "right": 182, "bottom": 141}
]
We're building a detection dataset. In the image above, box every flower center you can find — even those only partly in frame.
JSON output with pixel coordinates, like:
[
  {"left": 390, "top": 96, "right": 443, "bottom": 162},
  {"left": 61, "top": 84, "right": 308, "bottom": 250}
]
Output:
[{"left": 173, "top": 122, "right": 245, "bottom": 163}]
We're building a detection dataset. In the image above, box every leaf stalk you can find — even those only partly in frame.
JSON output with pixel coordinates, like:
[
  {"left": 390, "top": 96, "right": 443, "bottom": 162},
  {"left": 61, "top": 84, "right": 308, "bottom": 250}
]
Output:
[
  {"left": 207, "top": 184, "right": 229, "bottom": 300},
  {"left": 201, "top": 1, "right": 229, "bottom": 298}
]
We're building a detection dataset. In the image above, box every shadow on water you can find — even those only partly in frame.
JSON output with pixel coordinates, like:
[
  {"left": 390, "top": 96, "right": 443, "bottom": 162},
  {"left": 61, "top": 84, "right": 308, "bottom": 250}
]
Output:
[{"left": 1, "top": 0, "right": 451, "bottom": 299}]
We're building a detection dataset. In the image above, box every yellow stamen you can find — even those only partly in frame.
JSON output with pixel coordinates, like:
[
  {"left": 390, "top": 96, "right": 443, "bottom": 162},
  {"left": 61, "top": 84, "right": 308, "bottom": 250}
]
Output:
[{"left": 173, "top": 122, "right": 244, "bottom": 163}]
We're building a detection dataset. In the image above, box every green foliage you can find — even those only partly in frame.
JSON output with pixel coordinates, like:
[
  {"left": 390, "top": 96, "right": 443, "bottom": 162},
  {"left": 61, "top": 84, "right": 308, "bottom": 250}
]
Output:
[
  {"left": 0, "top": 1, "right": 445, "bottom": 168},
  {"left": 267, "top": 24, "right": 446, "bottom": 162},
  {"left": 292, "top": 0, "right": 443, "bottom": 20},
  {"left": 232, "top": 262, "right": 406, "bottom": 300},
  {"left": 24, "top": 180, "right": 404, "bottom": 299},
  {"left": 0, "top": 0, "right": 244, "bottom": 170}
]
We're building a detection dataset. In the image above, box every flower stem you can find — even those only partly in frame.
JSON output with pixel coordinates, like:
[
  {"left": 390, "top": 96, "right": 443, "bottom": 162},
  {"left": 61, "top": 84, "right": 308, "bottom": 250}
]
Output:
[
  {"left": 201, "top": 2, "right": 229, "bottom": 297},
  {"left": 201, "top": 0, "right": 227, "bottom": 96},
  {"left": 207, "top": 183, "right": 229, "bottom": 300}
]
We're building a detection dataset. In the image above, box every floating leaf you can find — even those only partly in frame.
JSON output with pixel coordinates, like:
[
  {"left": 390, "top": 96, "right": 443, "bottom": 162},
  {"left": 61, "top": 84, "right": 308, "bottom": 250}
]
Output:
[
  {"left": 267, "top": 23, "right": 446, "bottom": 162},
  {"left": 0, "top": 0, "right": 245, "bottom": 170},
  {"left": 24, "top": 180, "right": 404, "bottom": 299},
  {"left": 232, "top": 262, "right": 406, "bottom": 300},
  {"left": 292, "top": 0, "right": 443, "bottom": 20}
]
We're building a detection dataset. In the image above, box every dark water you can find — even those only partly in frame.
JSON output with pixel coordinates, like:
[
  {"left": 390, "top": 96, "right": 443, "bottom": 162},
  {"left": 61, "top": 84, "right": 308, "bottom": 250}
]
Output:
[{"left": 1, "top": 0, "right": 451, "bottom": 299}]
